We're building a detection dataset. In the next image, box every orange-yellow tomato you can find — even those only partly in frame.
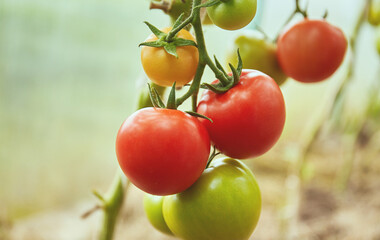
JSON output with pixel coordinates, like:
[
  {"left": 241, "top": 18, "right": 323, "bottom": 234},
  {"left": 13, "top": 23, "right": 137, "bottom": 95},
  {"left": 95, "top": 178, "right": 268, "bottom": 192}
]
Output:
[{"left": 141, "top": 27, "right": 199, "bottom": 87}]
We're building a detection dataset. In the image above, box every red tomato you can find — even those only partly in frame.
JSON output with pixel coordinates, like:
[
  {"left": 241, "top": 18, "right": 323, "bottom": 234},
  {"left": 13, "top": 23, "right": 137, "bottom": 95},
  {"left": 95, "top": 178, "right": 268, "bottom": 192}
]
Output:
[
  {"left": 116, "top": 108, "right": 210, "bottom": 195},
  {"left": 197, "top": 70, "right": 285, "bottom": 159},
  {"left": 277, "top": 19, "right": 347, "bottom": 83}
]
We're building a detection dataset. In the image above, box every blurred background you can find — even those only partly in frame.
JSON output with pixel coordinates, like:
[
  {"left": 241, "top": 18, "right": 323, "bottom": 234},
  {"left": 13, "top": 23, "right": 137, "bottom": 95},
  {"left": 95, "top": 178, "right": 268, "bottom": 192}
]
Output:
[{"left": 1, "top": 0, "right": 379, "bottom": 239}]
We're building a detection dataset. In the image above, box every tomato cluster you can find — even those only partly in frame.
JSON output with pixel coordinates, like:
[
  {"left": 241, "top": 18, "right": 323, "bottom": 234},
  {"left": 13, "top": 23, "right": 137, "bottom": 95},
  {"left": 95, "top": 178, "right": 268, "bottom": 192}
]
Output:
[{"left": 115, "top": 1, "right": 349, "bottom": 239}]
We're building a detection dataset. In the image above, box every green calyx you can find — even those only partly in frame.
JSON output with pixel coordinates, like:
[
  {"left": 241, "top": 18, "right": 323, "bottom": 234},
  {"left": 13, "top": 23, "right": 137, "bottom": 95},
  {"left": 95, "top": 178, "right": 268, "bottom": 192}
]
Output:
[
  {"left": 148, "top": 82, "right": 212, "bottom": 122},
  {"left": 201, "top": 49, "right": 243, "bottom": 94},
  {"left": 139, "top": 21, "right": 197, "bottom": 58}
]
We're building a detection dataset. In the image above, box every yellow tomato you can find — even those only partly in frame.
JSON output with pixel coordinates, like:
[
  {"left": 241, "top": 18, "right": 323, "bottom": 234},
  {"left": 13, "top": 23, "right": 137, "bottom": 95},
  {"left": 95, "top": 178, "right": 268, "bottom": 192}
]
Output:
[{"left": 141, "top": 27, "right": 199, "bottom": 87}]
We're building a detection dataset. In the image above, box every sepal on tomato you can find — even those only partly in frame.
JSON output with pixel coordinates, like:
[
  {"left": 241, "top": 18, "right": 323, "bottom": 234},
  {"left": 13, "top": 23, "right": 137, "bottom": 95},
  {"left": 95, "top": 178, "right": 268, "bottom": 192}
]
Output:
[
  {"left": 148, "top": 83, "right": 166, "bottom": 108},
  {"left": 139, "top": 22, "right": 197, "bottom": 58},
  {"left": 166, "top": 82, "right": 177, "bottom": 109}
]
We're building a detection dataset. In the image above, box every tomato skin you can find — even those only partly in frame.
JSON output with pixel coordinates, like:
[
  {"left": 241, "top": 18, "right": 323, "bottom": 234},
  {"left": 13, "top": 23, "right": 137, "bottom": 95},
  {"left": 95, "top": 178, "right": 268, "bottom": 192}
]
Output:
[
  {"left": 141, "top": 27, "right": 199, "bottom": 87},
  {"left": 207, "top": 0, "right": 257, "bottom": 30},
  {"left": 116, "top": 108, "right": 210, "bottom": 195},
  {"left": 277, "top": 19, "right": 347, "bottom": 83},
  {"left": 163, "top": 157, "right": 261, "bottom": 240},
  {"left": 227, "top": 32, "right": 288, "bottom": 86},
  {"left": 143, "top": 194, "right": 173, "bottom": 235},
  {"left": 197, "top": 70, "right": 286, "bottom": 159}
]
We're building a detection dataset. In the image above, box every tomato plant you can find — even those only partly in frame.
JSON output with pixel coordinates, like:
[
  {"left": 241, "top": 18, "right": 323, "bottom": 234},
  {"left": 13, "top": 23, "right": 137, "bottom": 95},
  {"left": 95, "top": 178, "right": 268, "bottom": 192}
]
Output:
[
  {"left": 143, "top": 194, "right": 173, "bottom": 235},
  {"left": 207, "top": 0, "right": 257, "bottom": 30},
  {"left": 277, "top": 19, "right": 347, "bottom": 83},
  {"left": 116, "top": 108, "right": 210, "bottom": 195},
  {"left": 227, "top": 33, "right": 288, "bottom": 86},
  {"left": 197, "top": 69, "right": 286, "bottom": 159},
  {"left": 163, "top": 157, "right": 261, "bottom": 240},
  {"left": 141, "top": 27, "right": 199, "bottom": 87}
]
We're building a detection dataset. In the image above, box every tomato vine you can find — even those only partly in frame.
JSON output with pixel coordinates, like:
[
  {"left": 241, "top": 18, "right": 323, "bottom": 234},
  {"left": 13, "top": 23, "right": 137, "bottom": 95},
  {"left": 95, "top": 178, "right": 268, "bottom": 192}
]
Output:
[{"left": 82, "top": 0, "right": 358, "bottom": 239}]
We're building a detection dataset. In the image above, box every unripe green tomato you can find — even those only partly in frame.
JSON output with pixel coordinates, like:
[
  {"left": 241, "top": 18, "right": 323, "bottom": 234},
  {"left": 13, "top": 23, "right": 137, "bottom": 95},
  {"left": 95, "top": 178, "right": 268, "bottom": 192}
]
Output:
[
  {"left": 207, "top": 0, "right": 257, "bottom": 30},
  {"left": 369, "top": 0, "right": 380, "bottom": 26},
  {"left": 227, "top": 32, "right": 288, "bottom": 85},
  {"left": 163, "top": 158, "right": 261, "bottom": 240},
  {"left": 143, "top": 194, "right": 173, "bottom": 236},
  {"left": 202, "top": 12, "right": 214, "bottom": 25},
  {"left": 169, "top": 0, "right": 193, "bottom": 23}
]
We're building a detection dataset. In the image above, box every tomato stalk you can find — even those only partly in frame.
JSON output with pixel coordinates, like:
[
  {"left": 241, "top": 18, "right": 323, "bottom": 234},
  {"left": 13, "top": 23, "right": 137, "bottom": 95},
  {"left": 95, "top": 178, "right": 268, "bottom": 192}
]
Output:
[
  {"left": 175, "top": 0, "right": 231, "bottom": 107},
  {"left": 274, "top": 0, "right": 308, "bottom": 42}
]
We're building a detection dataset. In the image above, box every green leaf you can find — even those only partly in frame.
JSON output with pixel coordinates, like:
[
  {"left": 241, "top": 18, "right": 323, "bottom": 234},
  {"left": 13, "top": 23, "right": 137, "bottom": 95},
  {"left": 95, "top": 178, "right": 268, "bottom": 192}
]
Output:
[
  {"left": 173, "top": 38, "right": 198, "bottom": 47},
  {"left": 172, "top": 13, "right": 185, "bottom": 30},
  {"left": 185, "top": 111, "right": 213, "bottom": 123},
  {"left": 196, "top": 0, "right": 220, "bottom": 9},
  {"left": 164, "top": 43, "right": 178, "bottom": 58},
  {"left": 167, "top": 82, "right": 177, "bottom": 109},
  {"left": 143, "top": 21, "right": 166, "bottom": 38}
]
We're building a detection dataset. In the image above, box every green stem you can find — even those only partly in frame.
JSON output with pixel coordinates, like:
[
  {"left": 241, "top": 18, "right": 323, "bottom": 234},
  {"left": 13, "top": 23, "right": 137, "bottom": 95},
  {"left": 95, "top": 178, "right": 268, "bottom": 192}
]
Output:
[
  {"left": 98, "top": 174, "right": 127, "bottom": 240},
  {"left": 175, "top": 0, "right": 229, "bottom": 107},
  {"left": 192, "top": 92, "right": 198, "bottom": 111},
  {"left": 176, "top": 60, "right": 206, "bottom": 106},
  {"left": 175, "top": 0, "right": 205, "bottom": 107},
  {"left": 274, "top": 0, "right": 307, "bottom": 42},
  {"left": 167, "top": 15, "right": 195, "bottom": 41}
]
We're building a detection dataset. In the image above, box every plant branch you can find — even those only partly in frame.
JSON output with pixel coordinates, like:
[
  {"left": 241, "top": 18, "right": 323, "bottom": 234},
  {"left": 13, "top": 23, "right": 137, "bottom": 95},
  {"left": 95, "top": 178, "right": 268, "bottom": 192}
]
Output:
[
  {"left": 98, "top": 174, "right": 127, "bottom": 240},
  {"left": 175, "top": 0, "right": 230, "bottom": 107},
  {"left": 274, "top": 0, "right": 308, "bottom": 42}
]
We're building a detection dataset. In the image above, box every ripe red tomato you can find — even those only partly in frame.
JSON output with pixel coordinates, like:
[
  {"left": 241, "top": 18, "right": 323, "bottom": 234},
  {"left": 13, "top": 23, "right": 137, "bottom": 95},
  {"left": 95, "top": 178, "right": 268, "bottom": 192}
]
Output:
[
  {"left": 197, "top": 70, "right": 285, "bottom": 159},
  {"left": 141, "top": 27, "right": 199, "bottom": 87},
  {"left": 116, "top": 108, "right": 210, "bottom": 195},
  {"left": 277, "top": 19, "right": 347, "bottom": 83}
]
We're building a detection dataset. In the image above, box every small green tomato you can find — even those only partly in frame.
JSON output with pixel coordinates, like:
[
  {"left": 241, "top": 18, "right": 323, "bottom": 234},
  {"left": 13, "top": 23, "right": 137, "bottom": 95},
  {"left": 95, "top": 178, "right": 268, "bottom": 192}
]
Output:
[
  {"left": 227, "top": 32, "right": 288, "bottom": 85},
  {"left": 207, "top": 0, "right": 257, "bottom": 30},
  {"left": 163, "top": 158, "right": 261, "bottom": 240},
  {"left": 143, "top": 194, "right": 173, "bottom": 236}
]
